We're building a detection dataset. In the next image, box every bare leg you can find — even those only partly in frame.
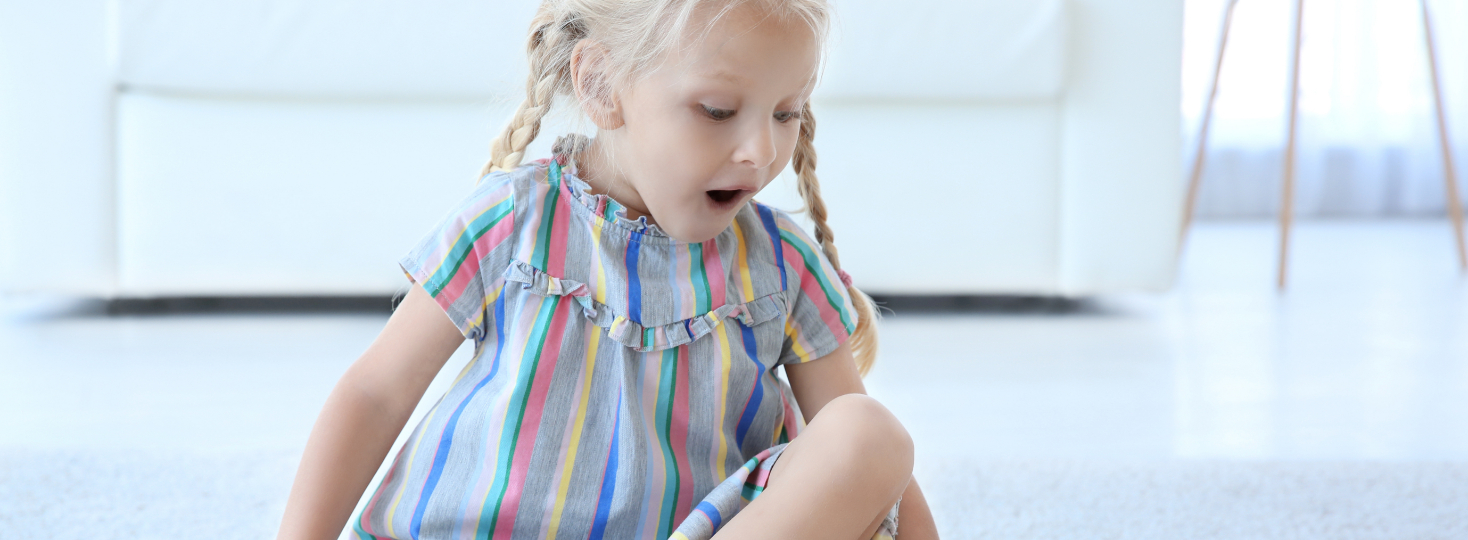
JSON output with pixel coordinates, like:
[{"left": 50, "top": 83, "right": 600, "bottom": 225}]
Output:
[{"left": 711, "top": 394, "right": 914, "bottom": 540}]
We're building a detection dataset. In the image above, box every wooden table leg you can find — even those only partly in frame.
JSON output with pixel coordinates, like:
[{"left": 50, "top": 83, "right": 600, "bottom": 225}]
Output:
[
  {"left": 1181, "top": 0, "right": 1242, "bottom": 258},
  {"left": 1420, "top": 0, "right": 1468, "bottom": 272},
  {"left": 1279, "top": 0, "right": 1306, "bottom": 290}
]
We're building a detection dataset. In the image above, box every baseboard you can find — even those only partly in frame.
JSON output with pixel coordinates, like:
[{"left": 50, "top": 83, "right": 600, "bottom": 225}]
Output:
[{"left": 104, "top": 295, "right": 402, "bottom": 315}]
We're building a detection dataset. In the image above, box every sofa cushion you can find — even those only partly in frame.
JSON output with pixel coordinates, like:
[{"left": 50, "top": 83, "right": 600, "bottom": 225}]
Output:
[
  {"left": 815, "top": 0, "right": 1067, "bottom": 101},
  {"left": 115, "top": 0, "right": 1065, "bottom": 101},
  {"left": 115, "top": 0, "right": 533, "bottom": 98},
  {"left": 113, "top": 92, "right": 527, "bottom": 294}
]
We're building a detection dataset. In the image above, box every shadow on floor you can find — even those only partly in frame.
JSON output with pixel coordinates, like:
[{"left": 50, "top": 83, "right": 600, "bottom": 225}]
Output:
[
  {"left": 10, "top": 293, "right": 1108, "bottom": 319},
  {"left": 858, "top": 294, "right": 1103, "bottom": 316}
]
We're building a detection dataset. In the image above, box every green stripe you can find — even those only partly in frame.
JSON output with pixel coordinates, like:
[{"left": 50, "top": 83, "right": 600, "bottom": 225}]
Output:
[
  {"left": 531, "top": 161, "right": 563, "bottom": 271},
  {"left": 477, "top": 296, "right": 558, "bottom": 537},
  {"left": 603, "top": 199, "right": 621, "bottom": 222},
  {"left": 423, "top": 199, "right": 513, "bottom": 296},
  {"left": 656, "top": 348, "right": 680, "bottom": 538},
  {"left": 778, "top": 230, "right": 855, "bottom": 333},
  {"left": 689, "top": 243, "right": 710, "bottom": 315}
]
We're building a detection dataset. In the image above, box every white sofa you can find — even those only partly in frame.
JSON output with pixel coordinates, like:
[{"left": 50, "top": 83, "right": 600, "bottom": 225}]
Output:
[{"left": 0, "top": 0, "right": 1182, "bottom": 298}]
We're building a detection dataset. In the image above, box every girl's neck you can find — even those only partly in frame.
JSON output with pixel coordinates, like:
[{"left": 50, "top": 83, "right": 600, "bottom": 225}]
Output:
[{"left": 577, "top": 137, "right": 654, "bottom": 223}]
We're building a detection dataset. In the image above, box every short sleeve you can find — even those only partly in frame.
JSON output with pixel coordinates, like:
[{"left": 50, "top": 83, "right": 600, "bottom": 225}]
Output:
[
  {"left": 773, "top": 212, "right": 858, "bottom": 366},
  {"left": 397, "top": 171, "right": 518, "bottom": 342}
]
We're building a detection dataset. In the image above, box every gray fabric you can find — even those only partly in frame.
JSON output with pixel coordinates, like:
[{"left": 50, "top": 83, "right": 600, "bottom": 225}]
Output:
[{"left": 356, "top": 157, "right": 856, "bottom": 539}]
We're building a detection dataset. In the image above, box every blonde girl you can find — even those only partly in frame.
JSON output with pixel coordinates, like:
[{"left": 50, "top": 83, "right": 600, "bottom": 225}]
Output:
[{"left": 277, "top": 0, "right": 937, "bottom": 538}]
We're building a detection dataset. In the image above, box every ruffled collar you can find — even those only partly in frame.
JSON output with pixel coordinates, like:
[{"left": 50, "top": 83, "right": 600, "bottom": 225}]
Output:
[
  {"left": 533, "top": 155, "right": 674, "bottom": 239},
  {"left": 506, "top": 153, "right": 791, "bottom": 352}
]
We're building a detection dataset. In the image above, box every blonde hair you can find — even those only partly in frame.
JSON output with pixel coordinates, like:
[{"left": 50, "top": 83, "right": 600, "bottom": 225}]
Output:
[{"left": 481, "top": 0, "right": 880, "bottom": 376}]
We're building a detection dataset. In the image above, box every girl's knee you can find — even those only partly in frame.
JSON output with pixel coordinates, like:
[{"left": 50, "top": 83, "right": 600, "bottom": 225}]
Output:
[{"left": 813, "top": 394, "right": 914, "bottom": 476}]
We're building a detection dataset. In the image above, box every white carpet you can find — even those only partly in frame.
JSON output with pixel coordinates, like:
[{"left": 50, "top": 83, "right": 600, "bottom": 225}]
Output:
[
  {"left": 915, "top": 458, "right": 1468, "bottom": 539},
  {"left": 4, "top": 450, "right": 1467, "bottom": 539}
]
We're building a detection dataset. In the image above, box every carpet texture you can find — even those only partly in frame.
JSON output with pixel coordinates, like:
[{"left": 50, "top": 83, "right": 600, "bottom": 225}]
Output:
[
  {"left": 915, "top": 458, "right": 1468, "bottom": 539},
  {"left": 3, "top": 450, "right": 1466, "bottom": 539}
]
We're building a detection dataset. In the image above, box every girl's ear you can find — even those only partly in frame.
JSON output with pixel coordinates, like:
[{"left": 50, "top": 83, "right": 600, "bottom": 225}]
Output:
[{"left": 571, "top": 40, "right": 624, "bottom": 130}]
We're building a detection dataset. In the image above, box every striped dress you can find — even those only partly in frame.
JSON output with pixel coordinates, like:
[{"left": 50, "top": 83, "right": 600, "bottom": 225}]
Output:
[{"left": 353, "top": 153, "right": 886, "bottom": 540}]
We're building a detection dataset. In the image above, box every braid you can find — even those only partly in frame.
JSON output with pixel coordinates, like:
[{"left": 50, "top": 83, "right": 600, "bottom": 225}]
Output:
[
  {"left": 792, "top": 104, "right": 881, "bottom": 376},
  {"left": 479, "top": 10, "right": 587, "bottom": 181}
]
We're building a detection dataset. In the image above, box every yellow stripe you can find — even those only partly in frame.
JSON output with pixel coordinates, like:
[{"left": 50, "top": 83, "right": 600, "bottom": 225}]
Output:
[
  {"left": 731, "top": 220, "right": 756, "bottom": 302},
  {"left": 467, "top": 294, "right": 540, "bottom": 532},
  {"left": 783, "top": 322, "right": 812, "bottom": 363},
  {"left": 714, "top": 320, "right": 733, "bottom": 476},
  {"left": 592, "top": 215, "right": 608, "bottom": 305},
  {"left": 545, "top": 216, "right": 608, "bottom": 538},
  {"left": 545, "top": 325, "right": 600, "bottom": 538},
  {"left": 384, "top": 285, "right": 499, "bottom": 531}
]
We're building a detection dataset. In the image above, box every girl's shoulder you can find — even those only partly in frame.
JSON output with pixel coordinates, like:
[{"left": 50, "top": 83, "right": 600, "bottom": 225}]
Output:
[
  {"left": 468, "top": 159, "right": 550, "bottom": 206},
  {"left": 460, "top": 158, "right": 572, "bottom": 237},
  {"left": 746, "top": 201, "right": 836, "bottom": 287}
]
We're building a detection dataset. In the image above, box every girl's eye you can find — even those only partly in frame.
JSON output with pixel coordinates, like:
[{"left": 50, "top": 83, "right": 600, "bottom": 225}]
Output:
[
  {"left": 774, "top": 110, "right": 799, "bottom": 123},
  {"left": 702, "top": 105, "right": 735, "bottom": 121}
]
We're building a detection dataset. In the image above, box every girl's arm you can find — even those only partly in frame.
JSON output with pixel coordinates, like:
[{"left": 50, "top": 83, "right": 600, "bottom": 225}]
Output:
[
  {"left": 784, "top": 342, "right": 940, "bottom": 540},
  {"left": 276, "top": 283, "right": 467, "bottom": 540}
]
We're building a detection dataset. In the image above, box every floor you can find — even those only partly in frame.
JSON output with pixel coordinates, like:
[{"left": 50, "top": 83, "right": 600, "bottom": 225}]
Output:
[{"left": 3, "top": 219, "right": 1467, "bottom": 535}]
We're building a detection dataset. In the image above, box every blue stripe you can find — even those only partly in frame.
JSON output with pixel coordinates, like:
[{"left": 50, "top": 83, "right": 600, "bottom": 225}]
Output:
[
  {"left": 756, "top": 204, "right": 786, "bottom": 290},
  {"left": 446, "top": 287, "right": 510, "bottom": 536},
  {"left": 694, "top": 501, "right": 724, "bottom": 530},
  {"left": 409, "top": 287, "right": 510, "bottom": 539},
  {"left": 734, "top": 321, "right": 763, "bottom": 447},
  {"left": 475, "top": 296, "right": 559, "bottom": 538},
  {"left": 588, "top": 392, "right": 623, "bottom": 540},
  {"left": 626, "top": 230, "right": 643, "bottom": 324}
]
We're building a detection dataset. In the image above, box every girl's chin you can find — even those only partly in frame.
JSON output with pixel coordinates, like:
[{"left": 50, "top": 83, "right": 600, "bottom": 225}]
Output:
[{"left": 661, "top": 216, "right": 736, "bottom": 244}]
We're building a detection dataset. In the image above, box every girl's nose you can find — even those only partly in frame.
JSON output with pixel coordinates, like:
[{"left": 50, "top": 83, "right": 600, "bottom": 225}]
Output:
[{"left": 732, "top": 118, "right": 777, "bottom": 170}]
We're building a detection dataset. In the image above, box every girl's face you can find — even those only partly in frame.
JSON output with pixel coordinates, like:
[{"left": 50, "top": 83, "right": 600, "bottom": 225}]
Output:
[{"left": 578, "top": 6, "right": 819, "bottom": 243}]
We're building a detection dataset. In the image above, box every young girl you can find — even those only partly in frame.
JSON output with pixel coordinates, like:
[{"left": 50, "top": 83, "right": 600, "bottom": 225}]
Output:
[{"left": 277, "top": 0, "right": 936, "bottom": 538}]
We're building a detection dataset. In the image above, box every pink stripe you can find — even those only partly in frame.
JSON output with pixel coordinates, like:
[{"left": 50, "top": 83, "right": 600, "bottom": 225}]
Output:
[
  {"left": 702, "top": 239, "right": 727, "bottom": 309},
  {"left": 434, "top": 217, "right": 514, "bottom": 307},
  {"left": 670, "top": 346, "right": 695, "bottom": 523},
  {"left": 781, "top": 391, "right": 802, "bottom": 439},
  {"left": 513, "top": 175, "right": 548, "bottom": 262},
  {"left": 750, "top": 463, "right": 774, "bottom": 488},
  {"left": 784, "top": 243, "right": 847, "bottom": 339},
  {"left": 674, "top": 245, "right": 693, "bottom": 321},
  {"left": 456, "top": 298, "right": 544, "bottom": 539},
  {"left": 547, "top": 177, "right": 575, "bottom": 276},
  {"left": 535, "top": 323, "right": 592, "bottom": 538},
  {"left": 417, "top": 185, "right": 514, "bottom": 271},
  {"left": 637, "top": 353, "right": 666, "bottom": 540},
  {"left": 358, "top": 457, "right": 407, "bottom": 536},
  {"left": 490, "top": 296, "right": 574, "bottom": 540}
]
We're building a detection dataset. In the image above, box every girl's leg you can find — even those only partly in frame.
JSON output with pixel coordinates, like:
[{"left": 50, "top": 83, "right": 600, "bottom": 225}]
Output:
[{"left": 711, "top": 394, "right": 914, "bottom": 540}]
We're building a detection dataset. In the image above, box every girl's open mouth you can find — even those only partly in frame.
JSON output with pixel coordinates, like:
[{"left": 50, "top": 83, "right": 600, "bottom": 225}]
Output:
[{"left": 707, "top": 189, "right": 743, "bottom": 205}]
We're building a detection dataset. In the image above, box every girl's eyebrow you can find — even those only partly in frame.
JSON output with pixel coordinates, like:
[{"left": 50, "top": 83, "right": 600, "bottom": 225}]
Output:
[{"left": 696, "top": 69, "right": 744, "bottom": 84}]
